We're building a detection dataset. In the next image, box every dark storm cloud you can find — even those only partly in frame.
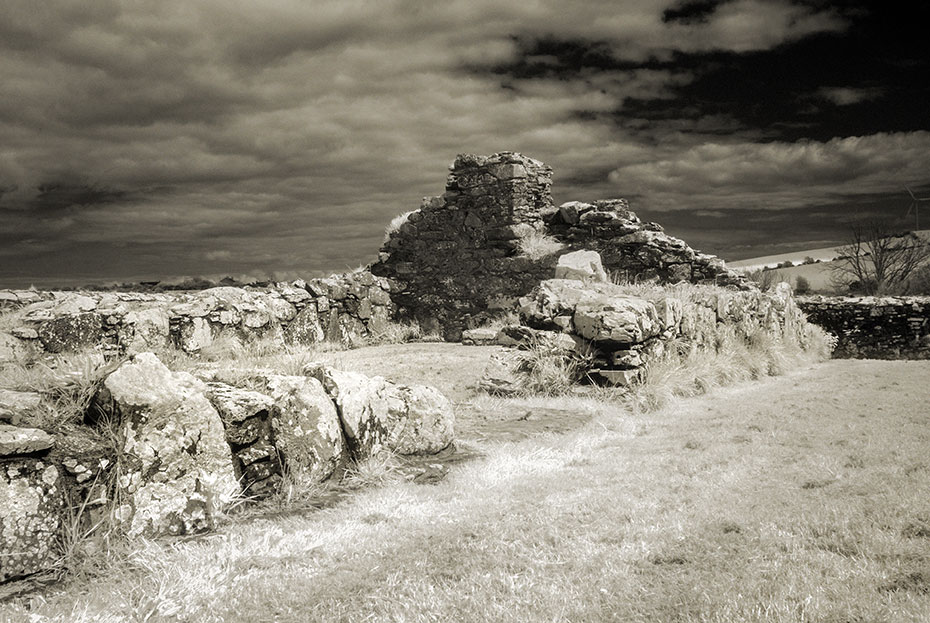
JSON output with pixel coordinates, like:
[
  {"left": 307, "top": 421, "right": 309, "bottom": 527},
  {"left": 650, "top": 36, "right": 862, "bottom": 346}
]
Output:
[{"left": 0, "top": 0, "right": 926, "bottom": 287}]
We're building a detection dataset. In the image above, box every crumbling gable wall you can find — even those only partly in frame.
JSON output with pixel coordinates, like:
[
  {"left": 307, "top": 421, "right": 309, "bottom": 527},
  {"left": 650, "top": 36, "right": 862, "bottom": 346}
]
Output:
[
  {"left": 373, "top": 152, "right": 559, "bottom": 338},
  {"left": 373, "top": 152, "right": 749, "bottom": 338}
]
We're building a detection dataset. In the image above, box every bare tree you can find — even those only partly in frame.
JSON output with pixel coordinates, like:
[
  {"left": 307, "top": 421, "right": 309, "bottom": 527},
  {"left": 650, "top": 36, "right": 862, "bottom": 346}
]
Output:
[{"left": 831, "top": 219, "right": 930, "bottom": 295}]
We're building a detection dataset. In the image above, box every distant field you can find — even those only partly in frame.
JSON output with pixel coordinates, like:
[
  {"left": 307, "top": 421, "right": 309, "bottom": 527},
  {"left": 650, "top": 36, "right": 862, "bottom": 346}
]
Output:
[
  {"left": 728, "top": 230, "right": 930, "bottom": 293},
  {"left": 4, "top": 357, "right": 929, "bottom": 622}
]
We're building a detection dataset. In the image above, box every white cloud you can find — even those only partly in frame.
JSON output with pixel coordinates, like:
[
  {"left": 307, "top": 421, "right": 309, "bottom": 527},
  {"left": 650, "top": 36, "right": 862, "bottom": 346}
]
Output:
[{"left": 818, "top": 86, "right": 883, "bottom": 106}]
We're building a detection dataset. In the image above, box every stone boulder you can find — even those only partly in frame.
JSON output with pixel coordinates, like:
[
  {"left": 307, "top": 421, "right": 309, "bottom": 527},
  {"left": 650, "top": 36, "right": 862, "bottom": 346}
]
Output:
[
  {"left": 0, "top": 458, "right": 62, "bottom": 582},
  {"left": 305, "top": 365, "right": 454, "bottom": 457},
  {"left": 283, "top": 305, "right": 325, "bottom": 345},
  {"left": 392, "top": 385, "right": 455, "bottom": 455},
  {"left": 461, "top": 327, "right": 499, "bottom": 346},
  {"left": 257, "top": 374, "right": 346, "bottom": 482},
  {"left": 101, "top": 353, "right": 238, "bottom": 538},
  {"left": 478, "top": 351, "right": 524, "bottom": 396},
  {"left": 554, "top": 250, "right": 608, "bottom": 283},
  {"left": 0, "top": 333, "right": 34, "bottom": 365},
  {"left": 573, "top": 297, "right": 660, "bottom": 345}
]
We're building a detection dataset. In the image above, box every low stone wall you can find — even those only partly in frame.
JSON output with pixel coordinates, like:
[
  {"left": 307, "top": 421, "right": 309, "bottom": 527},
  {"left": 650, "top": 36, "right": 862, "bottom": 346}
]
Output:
[
  {"left": 373, "top": 152, "right": 750, "bottom": 339},
  {"left": 798, "top": 295, "right": 930, "bottom": 359},
  {"left": 0, "top": 270, "right": 394, "bottom": 361},
  {"left": 490, "top": 277, "right": 815, "bottom": 389},
  {"left": 1, "top": 352, "right": 454, "bottom": 583}
]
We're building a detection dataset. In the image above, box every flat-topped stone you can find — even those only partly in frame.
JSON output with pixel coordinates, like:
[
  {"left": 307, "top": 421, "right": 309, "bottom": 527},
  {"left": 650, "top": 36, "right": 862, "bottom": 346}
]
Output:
[{"left": 0, "top": 425, "right": 54, "bottom": 457}]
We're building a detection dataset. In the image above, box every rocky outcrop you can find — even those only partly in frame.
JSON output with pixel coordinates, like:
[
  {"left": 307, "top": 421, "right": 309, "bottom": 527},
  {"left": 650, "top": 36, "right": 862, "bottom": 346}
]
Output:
[
  {"left": 101, "top": 353, "right": 239, "bottom": 538},
  {"left": 374, "top": 152, "right": 750, "bottom": 338},
  {"left": 798, "top": 295, "right": 930, "bottom": 359},
  {"left": 0, "top": 270, "right": 394, "bottom": 359}
]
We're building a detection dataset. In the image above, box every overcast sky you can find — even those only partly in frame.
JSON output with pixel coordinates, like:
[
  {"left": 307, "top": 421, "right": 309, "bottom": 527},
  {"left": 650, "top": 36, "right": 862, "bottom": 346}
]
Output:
[{"left": 1, "top": 0, "right": 928, "bottom": 288}]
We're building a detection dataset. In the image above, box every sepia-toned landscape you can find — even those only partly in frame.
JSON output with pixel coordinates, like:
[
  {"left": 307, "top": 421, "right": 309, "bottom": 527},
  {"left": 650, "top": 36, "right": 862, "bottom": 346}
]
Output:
[{"left": 2, "top": 2, "right": 929, "bottom": 622}]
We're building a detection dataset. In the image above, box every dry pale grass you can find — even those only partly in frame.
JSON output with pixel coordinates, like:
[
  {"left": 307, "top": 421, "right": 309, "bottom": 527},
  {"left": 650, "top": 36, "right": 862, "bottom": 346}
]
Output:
[
  {"left": 516, "top": 230, "right": 566, "bottom": 260},
  {"left": 0, "top": 351, "right": 119, "bottom": 431},
  {"left": 5, "top": 359, "right": 929, "bottom": 623}
]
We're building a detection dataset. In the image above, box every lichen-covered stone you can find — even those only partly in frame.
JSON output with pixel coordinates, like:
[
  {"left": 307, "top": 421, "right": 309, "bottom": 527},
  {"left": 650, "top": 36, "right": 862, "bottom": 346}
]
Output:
[
  {"left": 478, "top": 352, "right": 524, "bottom": 395},
  {"left": 306, "top": 365, "right": 455, "bottom": 457},
  {"left": 103, "top": 353, "right": 238, "bottom": 538},
  {"left": 520, "top": 279, "right": 659, "bottom": 344},
  {"left": 37, "top": 313, "right": 103, "bottom": 353},
  {"left": 259, "top": 375, "right": 345, "bottom": 482},
  {"left": 0, "top": 333, "right": 32, "bottom": 365},
  {"left": 304, "top": 366, "right": 398, "bottom": 459},
  {"left": 283, "top": 305, "right": 325, "bottom": 345},
  {"left": 0, "top": 390, "right": 42, "bottom": 425},
  {"left": 177, "top": 317, "right": 213, "bottom": 353},
  {"left": 0, "top": 459, "right": 62, "bottom": 582},
  {"left": 122, "top": 307, "right": 170, "bottom": 354},
  {"left": 573, "top": 297, "right": 661, "bottom": 345},
  {"left": 392, "top": 385, "right": 455, "bottom": 455},
  {"left": 0, "top": 425, "right": 54, "bottom": 457}
]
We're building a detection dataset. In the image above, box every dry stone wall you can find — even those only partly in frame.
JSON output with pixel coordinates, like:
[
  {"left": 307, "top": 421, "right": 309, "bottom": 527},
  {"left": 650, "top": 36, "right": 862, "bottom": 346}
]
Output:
[
  {"left": 486, "top": 278, "right": 814, "bottom": 389},
  {"left": 798, "top": 295, "right": 930, "bottom": 359},
  {"left": 373, "top": 151, "right": 749, "bottom": 339},
  {"left": 0, "top": 352, "right": 455, "bottom": 583},
  {"left": 0, "top": 270, "right": 394, "bottom": 360}
]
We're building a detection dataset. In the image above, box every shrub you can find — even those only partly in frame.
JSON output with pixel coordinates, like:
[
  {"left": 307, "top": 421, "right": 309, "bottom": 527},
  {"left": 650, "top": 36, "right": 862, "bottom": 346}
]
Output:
[{"left": 795, "top": 275, "right": 811, "bottom": 295}]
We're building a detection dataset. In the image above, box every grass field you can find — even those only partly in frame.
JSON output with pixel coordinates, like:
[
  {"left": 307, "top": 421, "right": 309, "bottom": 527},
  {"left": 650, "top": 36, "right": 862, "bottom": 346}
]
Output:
[{"left": 3, "top": 358, "right": 928, "bottom": 622}]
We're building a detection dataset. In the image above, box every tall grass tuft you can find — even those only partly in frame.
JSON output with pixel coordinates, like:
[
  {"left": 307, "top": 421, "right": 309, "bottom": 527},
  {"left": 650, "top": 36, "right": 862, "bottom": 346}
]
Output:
[
  {"left": 511, "top": 334, "right": 595, "bottom": 396},
  {"left": 0, "top": 350, "right": 120, "bottom": 431},
  {"left": 516, "top": 230, "right": 566, "bottom": 260}
]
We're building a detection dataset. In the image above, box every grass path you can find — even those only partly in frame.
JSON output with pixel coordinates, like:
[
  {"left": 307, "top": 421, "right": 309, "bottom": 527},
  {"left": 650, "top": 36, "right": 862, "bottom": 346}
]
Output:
[{"left": 4, "top": 359, "right": 930, "bottom": 622}]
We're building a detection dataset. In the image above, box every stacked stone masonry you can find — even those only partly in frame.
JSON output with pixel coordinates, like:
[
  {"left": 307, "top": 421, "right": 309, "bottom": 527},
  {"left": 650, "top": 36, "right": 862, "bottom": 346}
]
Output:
[
  {"left": 798, "top": 295, "right": 930, "bottom": 359},
  {"left": 0, "top": 270, "right": 394, "bottom": 360},
  {"left": 477, "top": 278, "right": 814, "bottom": 391},
  {"left": 373, "top": 151, "right": 750, "bottom": 339},
  {"left": 0, "top": 349, "right": 454, "bottom": 583}
]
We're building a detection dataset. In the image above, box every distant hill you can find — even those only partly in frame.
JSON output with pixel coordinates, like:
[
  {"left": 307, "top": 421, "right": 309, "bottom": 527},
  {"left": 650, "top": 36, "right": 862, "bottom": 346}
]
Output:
[{"left": 728, "top": 230, "right": 930, "bottom": 293}]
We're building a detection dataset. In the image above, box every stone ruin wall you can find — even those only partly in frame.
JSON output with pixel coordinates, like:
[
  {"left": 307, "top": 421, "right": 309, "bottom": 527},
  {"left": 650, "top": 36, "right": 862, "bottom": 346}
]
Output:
[
  {"left": 372, "top": 151, "right": 750, "bottom": 339},
  {"left": 798, "top": 295, "right": 930, "bottom": 359},
  {"left": 1, "top": 350, "right": 454, "bottom": 583},
  {"left": 471, "top": 274, "right": 817, "bottom": 392},
  {"left": 0, "top": 270, "right": 395, "bottom": 362}
]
